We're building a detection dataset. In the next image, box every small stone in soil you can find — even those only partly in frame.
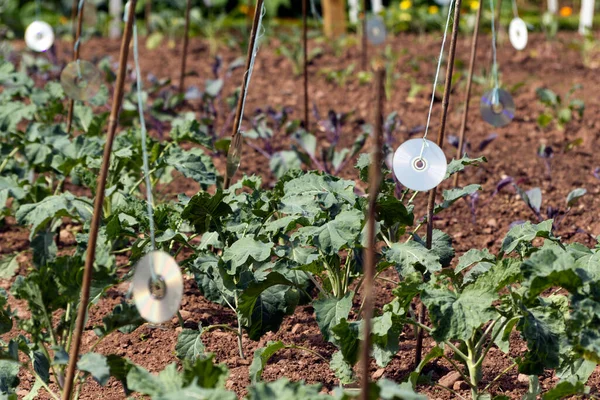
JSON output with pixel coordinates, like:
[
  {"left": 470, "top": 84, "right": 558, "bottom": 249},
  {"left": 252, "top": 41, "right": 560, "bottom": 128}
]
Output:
[
  {"left": 517, "top": 373, "right": 529, "bottom": 383},
  {"left": 372, "top": 368, "right": 385, "bottom": 380},
  {"left": 439, "top": 371, "right": 462, "bottom": 388},
  {"left": 453, "top": 381, "right": 470, "bottom": 391}
]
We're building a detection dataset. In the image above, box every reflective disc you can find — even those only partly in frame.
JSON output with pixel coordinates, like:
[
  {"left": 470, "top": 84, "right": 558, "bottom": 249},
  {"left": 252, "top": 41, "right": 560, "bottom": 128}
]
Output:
[
  {"left": 25, "top": 21, "right": 55, "bottom": 52},
  {"left": 509, "top": 18, "right": 528, "bottom": 51},
  {"left": 480, "top": 88, "right": 515, "bottom": 127},
  {"left": 60, "top": 60, "right": 102, "bottom": 101},
  {"left": 133, "top": 251, "right": 183, "bottom": 324},
  {"left": 366, "top": 16, "right": 387, "bottom": 46},
  {"left": 392, "top": 139, "right": 448, "bottom": 191}
]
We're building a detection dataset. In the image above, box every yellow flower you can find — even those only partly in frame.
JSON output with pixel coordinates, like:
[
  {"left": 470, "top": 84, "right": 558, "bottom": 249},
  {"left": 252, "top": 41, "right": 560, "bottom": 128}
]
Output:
[
  {"left": 239, "top": 4, "right": 249, "bottom": 15},
  {"left": 399, "top": 0, "right": 412, "bottom": 10},
  {"left": 428, "top": 5, "right": 439, "bottom": 14},
  {"left": 470, "top": 1, "right": 479, "bottom": 10},
  {"left": 59, "top": 16, "right": 68, "bottom": 25},
  {"left": 559, "top": 6, "right": 572, "bottom": 17}
]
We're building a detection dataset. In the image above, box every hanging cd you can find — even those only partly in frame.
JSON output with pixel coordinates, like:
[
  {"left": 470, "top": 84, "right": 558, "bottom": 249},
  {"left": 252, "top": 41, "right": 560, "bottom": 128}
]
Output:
[
  {"left": 25, "top": 21, "right": 55, "bottom": 52},
  {"left": 480, "top": 88, "right": 515, "bottom": 127},
  {"left": 392, "top": 138, "right": 448, "bottom": 191},
  {"left": 60, "top": 61, "right": 102, "bottom": 101},
  {"left": 366, "top": 16, "right": 387, "bottom": 46},
  {"left": 509, "top": 18, "right": 528, "bottom": 50},
  {"left": 133, "top": 251, "right": 183, "bottom": 324}
]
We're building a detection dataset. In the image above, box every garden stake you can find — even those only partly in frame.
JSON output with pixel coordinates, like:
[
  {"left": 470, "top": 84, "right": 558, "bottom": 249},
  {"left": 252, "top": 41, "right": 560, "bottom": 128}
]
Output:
[
  {"left": 360, "top": 65, "right": 385, "bottom": 400},
  {"left": 416, "top": 0, "right": 463, "bottom": 366},
  {"left": 303, "top": 0, "right": 309, "bottom": 129},
  {"left": 179, "top": 0, "right": 192, "bottom": 94},
  {"left": 145, "top": 0, "right": 152, "bottom": 32},
  {"left": 61, "top": 2, "right": 137, "bottom": 398},
  {"left": 361, "top": 0, "right": 368, "bottom": 70},
  {"left": 66, "top": 0, "right": 86, "bottom": 134},
  {"left": 224, "top": 0, "right": 264, "bottom": 189},
  {"left": 453, "top": 0, "right": 482, "bottom": 188}
]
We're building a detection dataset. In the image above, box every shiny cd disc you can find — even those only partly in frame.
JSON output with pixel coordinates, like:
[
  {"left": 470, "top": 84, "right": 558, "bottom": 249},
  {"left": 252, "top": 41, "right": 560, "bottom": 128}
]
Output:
[
  {"left": 509, "top": 18, "right": 528, "bottom": 50},
  {"left": 133, "top": 251, "right": 183, "bottom": 324},
  {"left": 480, "top": 88, "right": 515, "bottom": 127},
  {"left": 60, "top": 61, "right": 102, "bottom": 101},
  {"left": 366, "top": 16, "right": 386, "bottom": 46},
  {"left": 392, "top": 138, "right": 448, "bottom": 191},
  {"left": 25, "top": 21, "right": 55, "bottom": 52}
]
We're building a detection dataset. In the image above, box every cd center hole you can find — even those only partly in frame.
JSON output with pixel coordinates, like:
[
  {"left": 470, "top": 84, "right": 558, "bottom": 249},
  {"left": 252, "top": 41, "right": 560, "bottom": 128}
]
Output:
[
  {"left": 413, "top": 158, "right": 427, "bottom": 171},
  {"left": 148, "top": 277, "right": 167, "bottom": 300},
  {"left": 491, "top": 102, "right": 504, "bottom": 114},
  {"left": 35, "top": 32, "right": 44, "bottom": 40}
]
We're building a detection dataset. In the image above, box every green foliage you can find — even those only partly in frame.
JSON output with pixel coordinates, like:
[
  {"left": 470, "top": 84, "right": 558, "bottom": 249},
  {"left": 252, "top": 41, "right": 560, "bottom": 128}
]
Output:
[{"left": 536, "top": 85, "right": 585, "bottom": 130}]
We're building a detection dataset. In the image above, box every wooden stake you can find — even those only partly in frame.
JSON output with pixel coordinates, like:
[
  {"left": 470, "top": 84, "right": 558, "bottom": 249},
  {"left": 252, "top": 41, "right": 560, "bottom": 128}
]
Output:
[
  {"left": 179, "top": 0, "right": 192, "bottom": 94},
  {"left": 360, "top": 65, "right": 385, "bottom": 400},
  {"left": 361, "top": 0, "right": 368, "bottom": 70},
  {"left": 66, "top": 0, "right": 85, "bottom": 134},
  {"left": 453, "top": 0, "right": 482, "bottom": 188},
  {"left": 61, "top": 2, "right": 137, "bottom": 399},
  {"left": 416, "top": 0, "right": 463, "bottom": 366},
  {"left": 303, "top": 0, "right": 309, "bottom": 129},
  {"left": 145, "top": 0, "right": 152, "bottom": 32},
  {"left": 224, "top": 0, "right": 264, "bottom": 189}
]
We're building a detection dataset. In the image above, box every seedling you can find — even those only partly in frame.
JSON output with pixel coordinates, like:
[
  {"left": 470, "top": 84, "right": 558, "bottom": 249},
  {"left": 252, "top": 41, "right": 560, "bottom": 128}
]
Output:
[{"left": 536, "top": 85, "right": 585, "bottom": 131}]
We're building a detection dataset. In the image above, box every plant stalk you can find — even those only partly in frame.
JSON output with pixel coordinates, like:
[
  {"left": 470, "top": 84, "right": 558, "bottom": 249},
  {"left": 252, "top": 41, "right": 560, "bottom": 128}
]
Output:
[
  {"left": 454, "top": 0, "right": 482, "bottom": 188},
  {"left": 418, "top": 0, "right": 463, "bottom": 366},
  {"left": 66, "top": 0, "right": 86, "bottom": 134},
  {"left": 360, "top": 66, "right": 384, "bottom": 399},
  {"left": 179, "top": 0, "right": 192, "bottom": 94},
  {"left": 61, "top": 2, "right": 137, "bottom": 399}
]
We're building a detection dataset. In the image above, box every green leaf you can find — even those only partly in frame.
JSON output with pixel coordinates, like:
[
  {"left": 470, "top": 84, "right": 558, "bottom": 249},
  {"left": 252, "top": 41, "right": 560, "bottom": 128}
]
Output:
[
  {"left": 31, "top": 351, "right": 49, "bottom": 383},
  {"left": 455, "top": 249, "right": 496, "bottom": 274},
  {"left": 537, "top": 113, "right": 553, "bottom": 128},
  {"left": 247, "top": 378, "right": 329, "bottom": 400},
  {"left": 414, "top": 230, "right": 455, "bottom": 268},
  {"left": 542, "top": 381, "right": 587, "bottom": 400},
  {"left": 377, "top": 378, "right": 428, "bottom": 400},
  {"left": 182, "top": 190, "right": 232, "bottom": 234},
  {"left": 500, "top": 220, "right": 555, "bottom": 255},
  {"left": 329, "top": 351, "right": 355, "bottom": 384},
  {"left": 176, "top": 328, "right": 206, "bottom": 362},
  {"left": 78, "top": 353, "right": 110, "bottom": 386},
  {"left": 222, "top": 237, "right": 273, "bottom": 274},
  {"left": 249, "top": 341, "right": 286, "bottom": 383},
  {"left": 385, "top": 241, "right": 441, "bottom": 277},
  {"left": 313, "top": 291, "right": 354, "bottom": 342},
  {"left": 0, "top": 360, "right": 20, "bottom": 394},
  {"left": 182, "top": 355, "right": 229, "bottom": 389},
  {"left": 521, "top": 249, "right": 581, "bottom": 299},
  {"left": 0, "top": 254, "right": 19, "bottom": 280},
  {"left": 165, "top": 147, "right": 217, "bottom": 188},
  {"left": 270, "top": 151, "right": 302, "bottom": 179},
  {"left": 296, "top": 209, "right": 363, "bottom": 255},
  {"left": 422, "top": 283, "right": 496, "bottom": 342},
  {"left": 331, "top": 318, "right": 361, "bottom": 365},
  {"left": 376, "top": 195, "right": 414, "bottom": 229},
  {"left": 93, "top": 301, "right": 144, "bottom": 337},
  {"left": 16, "top": 192, "right": 92, "bottom": 240},
  {"left": 127, "top": 363, "right": 183, "bottom": 397},
  {"left": 155, "top": 386, "right": 236, "bottom": 400},
  {"left": 238, "top": 272, "right": 299, "bottom": 340},
  {"left": 566, "top": 188, "right": 586, "bottom": 207},
  {"left": 444, "top": 156, "right": 487, "bottom": 179},
  {"left": 536, "top": 88, "right": 558, "bottom": 106},
  {"left": 434, "top": 184, "right": 481, "bottom": 214}
]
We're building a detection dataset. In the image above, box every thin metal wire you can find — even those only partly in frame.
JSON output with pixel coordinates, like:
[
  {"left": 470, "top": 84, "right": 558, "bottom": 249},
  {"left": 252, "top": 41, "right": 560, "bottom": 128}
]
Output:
[
  {"left": 235, "top": 2, "right": 266, "bottom": 134},
  {"left": 132, "top": 16, "right": 158, "bottom": 282},
  {"left": 310, "top": 0, "right": 322, "bottom": 22},
  {"left": 511, "top": 0, "right": 519, "bottom": 18},
  {"left": 418, "top": 0, "right": 455, "bottom": 160}
]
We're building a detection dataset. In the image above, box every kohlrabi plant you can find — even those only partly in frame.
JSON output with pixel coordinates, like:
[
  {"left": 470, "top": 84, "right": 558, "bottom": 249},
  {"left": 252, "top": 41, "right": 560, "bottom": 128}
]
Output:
[{"left": 536, "top": 85, "right": 585, "bottom": 131}]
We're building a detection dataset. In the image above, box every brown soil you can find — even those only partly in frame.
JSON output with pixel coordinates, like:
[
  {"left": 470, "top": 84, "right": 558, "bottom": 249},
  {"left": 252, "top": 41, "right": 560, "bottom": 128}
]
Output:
[{"left": 2, "top": 28, "right": 600, "bottom": 399}]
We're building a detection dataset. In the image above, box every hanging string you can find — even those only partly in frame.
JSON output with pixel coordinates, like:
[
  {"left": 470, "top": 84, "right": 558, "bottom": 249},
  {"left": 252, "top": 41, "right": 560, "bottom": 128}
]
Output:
[
  {"left": 309, "top": 0, "right": 322, "bottom": 22},
  {"left": 418, "top": 0, "right": 456, "bottom": 160},
  {"left": 511, "top": 0, "right": 519, "bottom": 18},
  {"left": 35, "top": 0, "right": 42, "bottom": 20},
  {"left": 74, "top": 0, "right": 85, "bottom": 79},
  {"left": 235, "top": 2, "right": 266, "bottom": 134},
  {"left": 490, "top": 0, "right": 500, "bottom": 92},
  {"left": 128, "top": 2, "right": 158, "bottom": 282}
]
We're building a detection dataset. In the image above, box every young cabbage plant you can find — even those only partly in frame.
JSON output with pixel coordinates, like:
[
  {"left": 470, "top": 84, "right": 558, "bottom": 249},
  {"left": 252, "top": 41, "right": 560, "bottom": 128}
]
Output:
[{"left": 536, "top": 85, "right": 585, "bottom": 131}]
